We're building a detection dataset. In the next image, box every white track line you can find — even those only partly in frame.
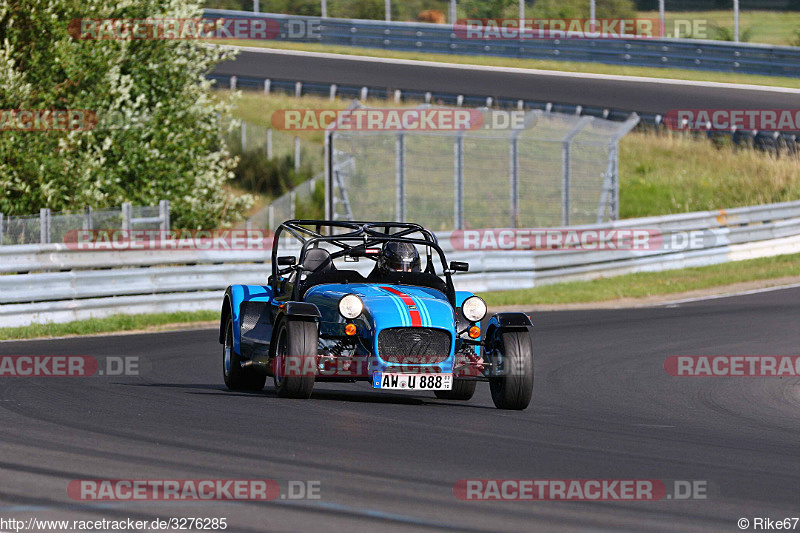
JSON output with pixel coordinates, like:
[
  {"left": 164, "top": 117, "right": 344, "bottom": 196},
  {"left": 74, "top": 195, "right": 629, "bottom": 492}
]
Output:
[{"left": 222, "top": 45, "right": 800, "bottom": 94}]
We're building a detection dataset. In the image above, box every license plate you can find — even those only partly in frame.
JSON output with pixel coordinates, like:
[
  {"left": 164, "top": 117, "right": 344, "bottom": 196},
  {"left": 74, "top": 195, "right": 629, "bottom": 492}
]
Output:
[{"left": 373, "top": 372, "right": 452, "bottom": 390}]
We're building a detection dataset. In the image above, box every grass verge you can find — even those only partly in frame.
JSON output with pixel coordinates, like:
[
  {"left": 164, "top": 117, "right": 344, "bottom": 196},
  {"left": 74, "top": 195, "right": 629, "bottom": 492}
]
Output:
[
  {"left": 0, "top": 311, "right": 218, "bottom": 341},
  {"left": 480, "top": 252, "right": 800, "bottom": 307},
  {"left": 216, "top": 39, "right": 800, "bottom": 90}
]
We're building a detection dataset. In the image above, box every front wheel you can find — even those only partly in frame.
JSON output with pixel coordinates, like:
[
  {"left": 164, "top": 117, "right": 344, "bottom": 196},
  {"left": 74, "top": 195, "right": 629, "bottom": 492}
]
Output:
[
  {"left": 223, "top": 317, "right": 266, "bottom": 391},
  {"left": 273, "top": 319, "right": 317, "bottom": 399},
  {"left": 489, "top": 330, "right": 533, "bottom": 410},
  {"left": 434, "top": 379, "right": 477, "bottom": 401}
]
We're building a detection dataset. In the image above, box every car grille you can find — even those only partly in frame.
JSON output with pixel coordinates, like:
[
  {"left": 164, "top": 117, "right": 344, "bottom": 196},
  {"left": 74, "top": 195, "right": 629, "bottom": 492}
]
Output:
[{"left": 378, "top": 328, "right": 451, "bottom": 364}]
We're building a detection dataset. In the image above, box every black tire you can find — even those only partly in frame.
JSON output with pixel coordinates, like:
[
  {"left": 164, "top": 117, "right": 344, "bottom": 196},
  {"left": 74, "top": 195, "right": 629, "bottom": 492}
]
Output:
[
  {"left": 273, "top": 319, "right": 317, "bottom": 399},
  {"left": 223, "top": 317, "right": 266, "bottom": 391},
  {"left": 489, "top": 330, "right": 533, "bottom": 410},
  {"left": 434, "top": 379, "right": 477, "bottom": 401}
]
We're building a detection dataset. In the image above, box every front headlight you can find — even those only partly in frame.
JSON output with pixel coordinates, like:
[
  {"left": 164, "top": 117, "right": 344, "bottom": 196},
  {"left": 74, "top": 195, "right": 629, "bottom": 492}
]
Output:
[
  {"left": 462, "top": 296, "right": 487, "bottom": 323},
  {"left": 338, "top": 294, "right": 364, "bottom": 319}
]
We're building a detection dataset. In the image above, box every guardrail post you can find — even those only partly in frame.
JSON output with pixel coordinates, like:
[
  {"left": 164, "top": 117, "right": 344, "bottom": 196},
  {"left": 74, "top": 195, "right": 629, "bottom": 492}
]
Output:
[
  {"left": 159, "top": 200, "right": 170, "bottom": 232},
  {"left": 395, "top": 133, "right": 405, "bottom": 222},
  {"left": 295, "top": 81, "right": 302, "bottom": 97},
  {"left": 360, "top": 87, "right": 368, "bottom": 100},
  {"left": 267, "top": 128, "right": 273, "bottom": 159},
  {"left": 122, "top": 203, "right": 132, "bottom": 232},
  {"left": 290, "top": 190, "right": 297, "bottom": 219},
  {"left": 240, "top": 121, "right": 247, "bottom": 151},
  {"left": 264, "top": 79, "right": 271, "bottom": 94},
  {"left": 329, "top": 84, "right": 337, "bottom": 100},
  {"left": 40, "top": 208, "right": 50, "bottom": 244},
  {"left": 83, "top": 206, "right": 93, "bottom": 230},
  {"left": 394, "top": 89, "right": 401, "bottom": 103},
  {"left": 294, "top": 136, "right": 301, "bottom": 173},
  {"left": 454, "top": 133, "right": 464, "bottom": 230},
  {"left": 0, "top": 212, "right": 4, "bottom": 246},
  {"left": 230, "top": 75, "right": 237, "bottom": 91}
]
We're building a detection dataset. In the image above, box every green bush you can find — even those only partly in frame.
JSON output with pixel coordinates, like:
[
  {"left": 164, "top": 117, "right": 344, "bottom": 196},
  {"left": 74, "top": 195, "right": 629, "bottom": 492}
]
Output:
[{"left": 0, "top": 0, "right": 249, "bottom": 228}]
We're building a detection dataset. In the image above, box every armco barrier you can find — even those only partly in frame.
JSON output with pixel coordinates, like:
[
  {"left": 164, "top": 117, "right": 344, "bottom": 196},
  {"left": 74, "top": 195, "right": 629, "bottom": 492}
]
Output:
[
  {"left": 204, "top": 10, "right": 800, "bottom": 78},
  {"left": 2, "top": 200, "right": 800, "bottom": 327}
]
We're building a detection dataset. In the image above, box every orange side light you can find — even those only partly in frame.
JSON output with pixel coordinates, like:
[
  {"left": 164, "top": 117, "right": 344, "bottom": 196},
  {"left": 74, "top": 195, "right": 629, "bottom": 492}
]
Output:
[
  {"left": 345, "top": 323, "right": 357, "bottom": 336},
  {"left": 468, "top": 326, "right": 481, "bottom": 339}
]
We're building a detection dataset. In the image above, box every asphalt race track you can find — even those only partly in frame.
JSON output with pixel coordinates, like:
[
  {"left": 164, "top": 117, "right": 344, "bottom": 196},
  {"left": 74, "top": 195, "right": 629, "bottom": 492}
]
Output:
[
  {"left": 213, "top": 48, "right": 800, "bottom": 115},
  {"left": 1, "top": 287, "right": 799, "bottom": 532}
]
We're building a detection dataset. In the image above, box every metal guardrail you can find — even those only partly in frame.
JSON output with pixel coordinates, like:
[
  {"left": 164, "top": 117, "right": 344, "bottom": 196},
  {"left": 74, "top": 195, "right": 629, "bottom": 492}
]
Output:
[
  {"left": 205, "top": 10, "right": 800, "bottom": 78},
  {"left": 2, "top": 200, "right": 800, "bottom": 328}
]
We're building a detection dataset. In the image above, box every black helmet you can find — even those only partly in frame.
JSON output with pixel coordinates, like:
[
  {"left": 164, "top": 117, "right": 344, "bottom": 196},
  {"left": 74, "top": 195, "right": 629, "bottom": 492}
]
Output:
[{"left": 378, "top": 242, "right": 421, "bottom": 273}]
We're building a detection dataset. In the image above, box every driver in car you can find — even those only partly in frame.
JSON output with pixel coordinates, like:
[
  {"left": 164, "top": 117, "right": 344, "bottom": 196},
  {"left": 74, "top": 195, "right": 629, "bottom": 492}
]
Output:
[{"left": 369, "top": 242, "right": 421, "bottom": 279}]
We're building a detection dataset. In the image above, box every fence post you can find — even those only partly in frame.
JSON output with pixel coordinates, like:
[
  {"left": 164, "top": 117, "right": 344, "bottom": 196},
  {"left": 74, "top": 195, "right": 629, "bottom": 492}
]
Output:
[
  {"left": 290, "top": 190, "right": 297, "bottom": 219},
  {"left": 612, "top": 146, "right": 620, "bottom": 221},
  {"left": 294, "top": 136, "right": 301, "bottom": 173},
  {"left": 395, "top": 133, "right": 405, "bottom": 222},
  {"left": 122, "top": 203, "right": 132, "bottom": 232},
  {"left": 253, "top": 0, "right": 259, "bottom": 12},
  {"left": 40, "top": 208, "right": 50, "bottom": 244},
  {"left": 267, "top": 128, "right": 273, "bottom": 159},
  {"left": 454, "top": 133, "right": 464, "bottom": 230},
  {"left": 83, "top": 206, "right": 93, "bottom": 230},
  {"left": 0, "top": 212, "right": 4, "bottom": 246},
  {"left": 560, "top": 117, "right": 592, "bottom": 226},
  {"left": 269, "top": 204, "right": 274, "bottom": 231},
  {"left": 159, "top": 200, "right": 170, "bottom": 232},
  {"left": 241, "top": 121, "right": 247, "bottom": 151},
  {"left": 509, "top": 135, "right": 519, "bottom": 228}
]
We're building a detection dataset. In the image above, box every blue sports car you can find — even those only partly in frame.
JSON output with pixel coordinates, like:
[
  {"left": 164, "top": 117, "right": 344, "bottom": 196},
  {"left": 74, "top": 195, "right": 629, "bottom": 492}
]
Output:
[{"left": 218, "top": 220, "right": 534, "bottom": 410}]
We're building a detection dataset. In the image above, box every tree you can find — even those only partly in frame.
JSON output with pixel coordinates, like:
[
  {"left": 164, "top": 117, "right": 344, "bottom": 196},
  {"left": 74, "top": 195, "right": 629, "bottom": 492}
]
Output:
[{"left": 0, "top": 0, "right": 250, "bottom": 228}]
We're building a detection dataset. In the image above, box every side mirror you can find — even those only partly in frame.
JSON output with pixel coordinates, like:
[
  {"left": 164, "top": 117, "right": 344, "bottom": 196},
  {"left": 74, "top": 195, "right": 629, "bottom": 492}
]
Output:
[
  {"left": 277, "top": 256, "right": 296, "bottom": 266},
  {"left": 449, "top": 261, "right": 469, "bottom": 272}
]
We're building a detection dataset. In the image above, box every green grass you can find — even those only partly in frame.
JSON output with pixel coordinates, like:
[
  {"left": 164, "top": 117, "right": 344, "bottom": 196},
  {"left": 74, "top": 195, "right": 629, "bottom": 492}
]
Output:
[
  {"left": 216, "top": 38, "right": 800, "bottom": 89},
  {"left": 641, "top": 10, "right": 800, "bottom": 46},
  {"left": 619, "top": 130, "right": 800, "bottom": 218},
  {"left": 480, "top": 252, "right": 800, "bottom": 307},
  {"left": 0, "top": 311, "right": 218, "bottom": 341}
]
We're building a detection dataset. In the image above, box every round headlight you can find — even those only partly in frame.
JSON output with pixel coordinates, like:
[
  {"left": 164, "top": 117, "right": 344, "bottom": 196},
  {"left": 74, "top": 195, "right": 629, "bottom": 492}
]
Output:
[
  {"left": 462, "top": 296, "right": 487, "bottom": 323},
  {"left": 338, "top": 294, "right": 364, "bottom": 319}
]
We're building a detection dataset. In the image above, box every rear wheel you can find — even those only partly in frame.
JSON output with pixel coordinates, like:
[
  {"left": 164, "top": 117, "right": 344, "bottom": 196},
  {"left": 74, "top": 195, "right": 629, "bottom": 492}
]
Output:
[
  {"left": 434, "top": 379, "right": 476, "bottom": 401},
  {"left": 273, "top": 319, "right": 317, "bottom": 399},
  {"left": 489, "top": 330, "right": 533, "bottom": 410},
  {"left": 223, "top": 317, "right": 266, "bottom": 391}
]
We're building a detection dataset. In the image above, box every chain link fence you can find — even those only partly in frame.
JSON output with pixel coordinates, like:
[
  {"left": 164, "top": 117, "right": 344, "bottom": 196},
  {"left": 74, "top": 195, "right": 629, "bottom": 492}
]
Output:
[
  {"left": 0, "top": 201, "right": 170, "bottom": 246},
  {"left": 326, "top": 105, "right": 639, "bottom": 231}
]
